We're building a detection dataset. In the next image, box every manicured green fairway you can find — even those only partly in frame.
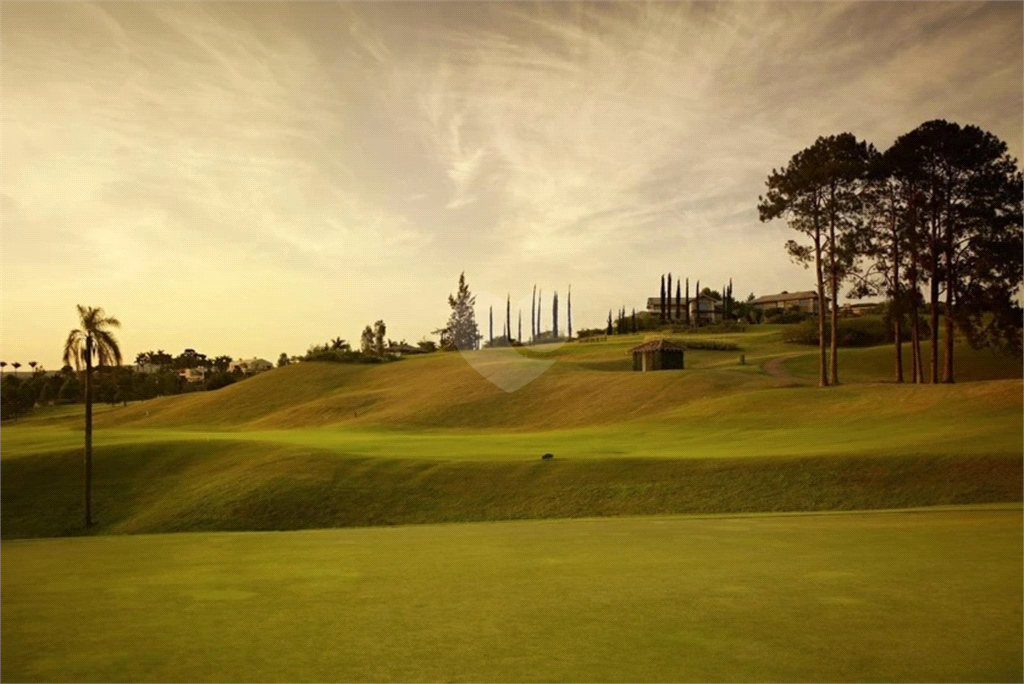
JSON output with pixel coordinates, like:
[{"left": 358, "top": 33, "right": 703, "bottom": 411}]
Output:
[
  {"left": 3, "top": 331, "right": 1020, "bottom": 538},
  {"left": 2, "top": 506, "right": 1021, "bottom": 683}
]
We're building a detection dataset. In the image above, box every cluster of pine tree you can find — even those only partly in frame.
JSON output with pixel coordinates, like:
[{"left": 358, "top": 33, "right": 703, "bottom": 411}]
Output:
[{"left": 758, "top": 120, "right": 1022, "bottom": 386}]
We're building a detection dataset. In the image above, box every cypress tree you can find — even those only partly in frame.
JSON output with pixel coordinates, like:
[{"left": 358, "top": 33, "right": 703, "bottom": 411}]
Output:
[
  {"left": 728, "top": 278, "right": 733, "bottom": 319},
  {"left": 531, "top": 285, "right": 536, "bottom": 343},
  {"left": 506, "top": 294, "right": 512, "bottom": 343},
  {"left": 553, "top": 292, "right": 559, "bottom": 339},
  {"left": 607, "top": 310, "right": 613, "bottom": 336},
  {"left": 489, "top": 306, "right": 493, "bottom": 345},
  {"left": 660, "top": 275, "right": 666, "bottom": 322},
  {"left": 567, "top": 285, "right": 572, "bottom": 340},
  {"left": 685, "top": 278, "right": 690, "bottom": 326},
  {"left": 518, "top": 310, "right": 522, "bottom": 344},
  {"left": 695, "top": 280, "right": 700, "bottom": 326},
  {"left": 537, "top": 289, "right": 542, "bottom": 340},
  {"left": 676, "top": 280, "right": 681, "bottom": 321},
  {"left": 667, "top": 273, "right": 673, "bottom": 320}
]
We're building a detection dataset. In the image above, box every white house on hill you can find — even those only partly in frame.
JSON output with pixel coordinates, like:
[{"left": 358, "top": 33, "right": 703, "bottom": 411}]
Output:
[
  {"left": 749, "top": 290, "right": 822, "bottom": 314},
  {"left": 229, "top": 358, "right": 274, "bottom": 374},
  {"left": 645, "top": 294, "right": 722, "bottom": 324}
]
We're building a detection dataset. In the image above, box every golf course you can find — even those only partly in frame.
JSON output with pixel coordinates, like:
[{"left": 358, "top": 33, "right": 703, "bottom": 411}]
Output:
[{"left": 2, "top": 327, "right": 1022, "bottom": 681}]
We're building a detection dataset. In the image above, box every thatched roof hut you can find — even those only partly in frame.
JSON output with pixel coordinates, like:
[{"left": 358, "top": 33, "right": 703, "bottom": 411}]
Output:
[{"left": 628, "top": 339, "right": 685, "bottom": 372}]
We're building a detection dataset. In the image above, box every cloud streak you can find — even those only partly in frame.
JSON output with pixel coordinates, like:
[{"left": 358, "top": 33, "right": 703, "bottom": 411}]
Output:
[{"left": 2, "top": 1, "right": 1020, "bottom": 366}]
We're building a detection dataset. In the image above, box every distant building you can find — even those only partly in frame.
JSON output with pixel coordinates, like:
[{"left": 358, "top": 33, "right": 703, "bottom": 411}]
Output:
[
  {"left": 229, "top": 358, "right": 274, "bottom": 375},
  {"left": 749, "top": 290, "right": 822, "bottom": 314},
  {"left": 386, "top": 343, "right": 427, "bottom": 356},
  {"left": 646, "top": 294, "right": 722, "bottom": 324},
  {"left": 628, "top": 338, "right": 686, "bottom": 372},
  {"left": 842, "top": 302, "right": 882, "bottom": 316},
  {"left": 178, "top": 367, "right": 208, "bottom": 383}
]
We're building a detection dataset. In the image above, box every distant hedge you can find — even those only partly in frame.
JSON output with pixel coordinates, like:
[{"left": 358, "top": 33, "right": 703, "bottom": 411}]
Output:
[
  {"left": 783, "top": 316, "right": 896, "bottom": 347},
  {"left": 684, "top": 340, "right": 739, "bottom": 351},
  {"left": 302, "top": 350, "right": 399, "bottom": 364}
]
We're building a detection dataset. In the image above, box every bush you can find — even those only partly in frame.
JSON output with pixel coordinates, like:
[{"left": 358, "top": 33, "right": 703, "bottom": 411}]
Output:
[
  {"left": 678, "top": 321, "right": 747, "bottom": 334},
  {"left": 683, "top": 340, "right": 739, "bottom": 351},
  {"left": 765, "top": 310, "right": 809, "bottom": 325},
  {"left": 302, "top": 349, "right": 399, "bottom": 365},
  {"left": 783, "top": 316, "right": 899, "bottom": 347}
]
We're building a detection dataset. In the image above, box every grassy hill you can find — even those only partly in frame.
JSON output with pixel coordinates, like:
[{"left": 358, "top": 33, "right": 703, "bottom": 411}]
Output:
[{"left": 2, "top": 327, "right": 1021, "bottom": 538}]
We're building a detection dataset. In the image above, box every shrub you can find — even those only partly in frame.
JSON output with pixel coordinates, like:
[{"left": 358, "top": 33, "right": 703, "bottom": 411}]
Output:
[
  {"left": 302, "top": 349, "right": 399, "bottom": 364},
  {"left": 765, "top": 310, "right": 809, "bottom": 325},
  {"left": 678, "top": 321, "right": 747, "bottom": 334},
  {"left": 683, "top": 339, "right": 740, "bottom": 351},
  {"left": 575, "top": 328, "right": 606, "bottom": 339},
  {"left": 783, "top": 316, "right": 896, "bottom": 347}
]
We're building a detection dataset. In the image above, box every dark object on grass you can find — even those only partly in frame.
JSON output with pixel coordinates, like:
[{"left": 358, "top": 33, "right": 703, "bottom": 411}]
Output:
[{"left": 542, "top": 453, "right": 554, "bottom": 460}]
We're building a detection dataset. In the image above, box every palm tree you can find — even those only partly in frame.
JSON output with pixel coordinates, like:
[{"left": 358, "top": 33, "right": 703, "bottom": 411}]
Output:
[
  {"left": 63, "top": 305, "right": 122, "bottom": 527},
  {"left": 12, "top": 362, "right": 21, "bottom": 374},
  {"left": 1, "top": 361, "right": 7, "bottom": 375},
  {"left": 29, "top": 361, "right": 38, "bottom": 373}
]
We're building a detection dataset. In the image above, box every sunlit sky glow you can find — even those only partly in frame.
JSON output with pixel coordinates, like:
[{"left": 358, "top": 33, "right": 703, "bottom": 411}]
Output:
[{"left": 2, "top": 1, "right": 1021, "bottom": 368}]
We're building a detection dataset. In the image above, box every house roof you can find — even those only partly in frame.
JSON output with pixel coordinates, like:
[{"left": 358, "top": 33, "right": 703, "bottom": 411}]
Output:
[
  {"left": 750, "top": 290, "right": 817, "bottom": 305},
  {"left": 645, "top": 294, "right": 717, "bottom": 307},
  {"left": 388, "top": 343, "right": 425, "bottom": 354},
  {"left": 627, "top": 338, "right": 686, "bottom": 354}
]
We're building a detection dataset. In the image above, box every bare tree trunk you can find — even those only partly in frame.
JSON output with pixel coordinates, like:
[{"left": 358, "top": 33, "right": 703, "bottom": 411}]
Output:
[
  {"left": 814, "top": 228, "right": 828, "bottom": 387},
  {"left": 892, "top": 229, "right": 904, "bottom": 383},
  {"left": 84, "top": 338, "right": 93, "bottom": 528},
  {"left": 943, "top": 262, "right": 955, "bottom": 383},
  {"left": 828, "top": 202, "right": 839, "bottom": 385},
  {"left": 829, "top": 269, "right": 839, "bottom": 385},
  {"left": 910, "top": 305, "right": 920, "bottom": 383},
  {"left": 929, "top": 275, "right": 940, "bottom": 384}
]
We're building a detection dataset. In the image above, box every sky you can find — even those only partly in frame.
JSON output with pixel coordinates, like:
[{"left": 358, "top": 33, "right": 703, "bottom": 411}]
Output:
[{"left": 2, "top": 1, "right": 1022, "bottom": 369}]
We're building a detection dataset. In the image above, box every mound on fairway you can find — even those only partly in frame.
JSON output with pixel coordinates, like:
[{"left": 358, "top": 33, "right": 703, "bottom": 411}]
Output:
[
  {"left": 2, "top": 506, "right": 1021, "bottom": 683},
  {"left": 2, "top": 332, "right": 1020, "bottom": 538}
]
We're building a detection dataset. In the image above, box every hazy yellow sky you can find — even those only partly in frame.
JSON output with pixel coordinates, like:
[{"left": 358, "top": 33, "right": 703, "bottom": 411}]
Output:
[{"left": 2, "top": 1, "right": 1021, "bottom": 368}]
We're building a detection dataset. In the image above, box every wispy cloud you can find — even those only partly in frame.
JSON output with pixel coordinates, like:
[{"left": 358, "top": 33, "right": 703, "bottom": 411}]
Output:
[{"left": 2, "top": 1, "right": 1020, "bottom": 365}]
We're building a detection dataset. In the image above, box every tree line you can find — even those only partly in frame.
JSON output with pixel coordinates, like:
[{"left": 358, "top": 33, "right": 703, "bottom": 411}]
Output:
[
  {"left": 758, "top": 119, "right": 1022, "bottom": 386},
  {"left": 438, "top": 273, "right": 574, "bottom": 350}
]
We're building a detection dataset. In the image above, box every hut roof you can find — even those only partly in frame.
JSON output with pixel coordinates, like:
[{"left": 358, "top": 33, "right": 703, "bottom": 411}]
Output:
[{"left": 627, "top": 339, "right": 686, "bottom": 354}]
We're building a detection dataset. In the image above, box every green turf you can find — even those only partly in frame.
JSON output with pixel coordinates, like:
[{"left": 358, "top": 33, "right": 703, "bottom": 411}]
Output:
[
  {"left": 4, "top": 435, "right": 1019, "bottom": 538},
  {"left": 2, "top": 506, "right": 1021, "bottom": 683},
  {"left": 783, "top": 339, "right": 1023, "bottom": 384},
  {"left": 3, "top": 331, "right": 1020, "bottom": 538}
]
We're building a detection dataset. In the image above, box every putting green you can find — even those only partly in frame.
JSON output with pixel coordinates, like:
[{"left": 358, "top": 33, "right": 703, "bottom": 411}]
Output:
[{"left": 2, "top": 506, "right": 1021, "bottom": 682}]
